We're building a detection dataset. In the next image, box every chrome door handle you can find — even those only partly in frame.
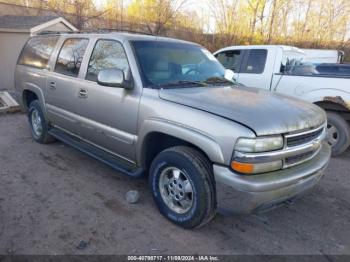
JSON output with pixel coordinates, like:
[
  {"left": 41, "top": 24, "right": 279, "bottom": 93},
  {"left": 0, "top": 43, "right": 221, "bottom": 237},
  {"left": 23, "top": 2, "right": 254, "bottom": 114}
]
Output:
[
  {"left": 49, "top": 81, "right": 56, "bottom": 89},
  {"left": 78, "top": 88, "right": 88, "bottom": 98}
]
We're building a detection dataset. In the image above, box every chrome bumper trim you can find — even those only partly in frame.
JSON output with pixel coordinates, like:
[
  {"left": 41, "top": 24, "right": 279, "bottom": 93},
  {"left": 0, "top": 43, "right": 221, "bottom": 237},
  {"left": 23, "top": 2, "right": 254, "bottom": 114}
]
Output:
[{"left": 213, "top": 142, "right": 331, "bottom": 214}]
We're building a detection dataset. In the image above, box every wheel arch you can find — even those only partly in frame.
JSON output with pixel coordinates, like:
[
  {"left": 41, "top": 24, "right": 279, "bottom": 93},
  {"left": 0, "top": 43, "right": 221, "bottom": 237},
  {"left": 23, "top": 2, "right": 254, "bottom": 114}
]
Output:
[
  {"left": 137, "top": 120, "right": 225, "bottom": 170},
  {"left": 22, "top": 85, "right": 46, "bottom": 113},
  {"left": 314, "top": 97, "right": 350, "bottom": 121}
]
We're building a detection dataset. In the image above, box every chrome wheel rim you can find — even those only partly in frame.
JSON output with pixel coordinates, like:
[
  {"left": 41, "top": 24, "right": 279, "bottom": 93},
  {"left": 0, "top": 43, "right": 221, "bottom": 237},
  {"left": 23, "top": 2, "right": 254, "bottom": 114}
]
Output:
[
  {"left": 327, "top": 123, "right": 338, "bottom": 147},
  {"left": 159, "top": 167, "right": 194, "bottom": 214},
  {"left": 31, "top": 109, "right": 43, "bottom": 137}
]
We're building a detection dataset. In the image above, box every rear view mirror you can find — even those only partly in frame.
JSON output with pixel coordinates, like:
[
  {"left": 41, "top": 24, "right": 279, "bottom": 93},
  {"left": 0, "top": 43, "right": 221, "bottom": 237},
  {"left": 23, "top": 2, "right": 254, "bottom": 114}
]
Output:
[
  {"left": 224, "top": 69, "right": 235, "bottom": 82},
  {"left": 97, "top": 68, "right": 133, "bottom": 89}
]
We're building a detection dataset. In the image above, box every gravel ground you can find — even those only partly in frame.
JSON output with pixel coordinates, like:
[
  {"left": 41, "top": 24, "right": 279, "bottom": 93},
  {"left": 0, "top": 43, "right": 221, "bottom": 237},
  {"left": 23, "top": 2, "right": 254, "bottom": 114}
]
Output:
[{"left": 0, "top": 113, "right": 349, "bottom": 255}]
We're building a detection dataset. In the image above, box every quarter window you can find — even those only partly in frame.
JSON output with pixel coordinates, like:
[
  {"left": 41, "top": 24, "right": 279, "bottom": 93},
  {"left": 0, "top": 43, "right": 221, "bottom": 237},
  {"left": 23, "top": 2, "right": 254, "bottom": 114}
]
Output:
[
  {"left": 17, "top": 35, "right": 59, "bottom": 69},
  {"left": 54, "top": 38, "right": 89, "bottom": 77},
  {"left": 241, "top": 49, "right": 267, "bottom": 74},
  {"left": 86, "top": 40, "right": 129, "bottom": 82}
]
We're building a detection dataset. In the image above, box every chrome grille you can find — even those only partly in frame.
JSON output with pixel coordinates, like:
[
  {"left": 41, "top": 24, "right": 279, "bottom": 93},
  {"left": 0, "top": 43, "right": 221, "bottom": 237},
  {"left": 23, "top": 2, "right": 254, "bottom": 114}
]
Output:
[
  {"left": 233, "top": 123, "right": 327, "bottom": 173},
  {"left": 285, "top": 151, "right": 314, "bottom": 166},
  {"left": 286, "top": 127, "right": 323, "bottom": 147},
  {"left": 283, "top": 125, "right": 326, "bottom": 168}
]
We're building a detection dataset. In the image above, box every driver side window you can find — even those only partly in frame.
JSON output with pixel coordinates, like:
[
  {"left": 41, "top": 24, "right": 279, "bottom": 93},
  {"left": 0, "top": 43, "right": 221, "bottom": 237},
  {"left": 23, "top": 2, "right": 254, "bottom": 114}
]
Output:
[
  {"left": 215, "top": 50, "right": 242, "bottom": 71},
  {"left": 86, "top": 39, "right": 129, "bottom": 82}
]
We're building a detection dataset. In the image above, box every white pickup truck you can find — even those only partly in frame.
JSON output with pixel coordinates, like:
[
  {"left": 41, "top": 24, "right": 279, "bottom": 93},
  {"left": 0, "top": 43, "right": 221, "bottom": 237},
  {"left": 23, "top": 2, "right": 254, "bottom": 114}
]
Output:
[{"left": 214, "top": 45, "right": 350, "bottom": 156}]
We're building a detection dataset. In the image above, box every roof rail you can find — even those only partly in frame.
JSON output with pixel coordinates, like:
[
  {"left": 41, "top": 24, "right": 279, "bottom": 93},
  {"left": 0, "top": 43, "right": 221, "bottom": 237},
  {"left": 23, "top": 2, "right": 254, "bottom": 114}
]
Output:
[
  {"left": 36, "top": 30, "right": 74, "bottom": 35},
  {"left": 82, "top": 28, "right": 155, "bottom": 36}
]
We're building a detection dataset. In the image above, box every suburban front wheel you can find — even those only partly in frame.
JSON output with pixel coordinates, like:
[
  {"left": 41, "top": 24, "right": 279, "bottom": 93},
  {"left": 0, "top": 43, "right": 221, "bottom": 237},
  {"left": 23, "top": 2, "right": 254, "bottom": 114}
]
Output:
[
  {"left": 326, "top": 111, "right": 350, "bottom": 156},
  {"left": 149, "top": 146, "right": 216, "bottom": 229},
  {"left": 28, "top": 100, "right": 55, "bottom": 144}
]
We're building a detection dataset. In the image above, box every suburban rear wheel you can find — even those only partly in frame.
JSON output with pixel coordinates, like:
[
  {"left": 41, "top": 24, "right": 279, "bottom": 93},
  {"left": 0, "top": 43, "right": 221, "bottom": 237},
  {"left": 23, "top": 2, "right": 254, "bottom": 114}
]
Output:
[
  {"left": 326, "top": 111, "right": 350, "bottom": 156},
  {"left": 28, "top": 100, "right": 56, "bottom": 144},
  {"left": 149, "top": 146, "right": 216, "bottom": 229}
]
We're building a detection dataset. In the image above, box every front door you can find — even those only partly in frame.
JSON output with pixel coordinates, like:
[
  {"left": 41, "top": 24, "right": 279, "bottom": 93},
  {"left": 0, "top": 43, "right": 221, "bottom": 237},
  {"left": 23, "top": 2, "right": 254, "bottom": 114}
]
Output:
[{"left": 75, "top": 39, "right": 140, "bottom": 162}]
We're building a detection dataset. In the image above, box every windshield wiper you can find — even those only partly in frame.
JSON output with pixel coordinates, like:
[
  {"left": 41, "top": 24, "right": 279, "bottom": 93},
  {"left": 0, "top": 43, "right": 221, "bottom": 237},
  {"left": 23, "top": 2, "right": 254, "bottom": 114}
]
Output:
[
  {"left": 204, "top": 77, "right": 234, "bottom": 86},
  {"left": 158, "top": 80, "right": 208, "bottom": 88}
]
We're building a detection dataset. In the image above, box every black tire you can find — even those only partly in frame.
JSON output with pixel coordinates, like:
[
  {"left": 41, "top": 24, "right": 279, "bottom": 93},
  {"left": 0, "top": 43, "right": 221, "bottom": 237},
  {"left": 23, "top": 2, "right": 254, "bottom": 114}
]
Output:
[
  {"left": 28, "top": 100, "right": 56, "bottom": 144},
  {"left": 326, "top": 111, "right": 350, "bottom": 156},
  {"left": 149, "top": 146, "right": 216, "bottom": 229}
]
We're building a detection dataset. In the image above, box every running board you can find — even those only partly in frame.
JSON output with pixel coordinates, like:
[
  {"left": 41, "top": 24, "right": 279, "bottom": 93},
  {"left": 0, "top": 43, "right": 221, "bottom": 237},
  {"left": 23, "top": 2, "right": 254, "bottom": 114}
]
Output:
[{"left": 49, "top": 128, "right": 144, "bottom": 178}]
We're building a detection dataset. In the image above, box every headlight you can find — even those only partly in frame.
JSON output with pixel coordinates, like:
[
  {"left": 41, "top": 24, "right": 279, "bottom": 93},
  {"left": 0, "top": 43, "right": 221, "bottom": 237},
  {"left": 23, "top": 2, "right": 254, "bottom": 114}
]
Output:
[{"left": 235, "top": 136, "right": 283, "bottom": 153}]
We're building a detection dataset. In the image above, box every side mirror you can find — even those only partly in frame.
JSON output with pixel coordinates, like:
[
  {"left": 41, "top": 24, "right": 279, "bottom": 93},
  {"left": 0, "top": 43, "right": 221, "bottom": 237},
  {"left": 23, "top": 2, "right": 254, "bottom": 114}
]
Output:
[
  {"left": 97, "top": 68, "right": 133, "bottom": 89},
  {"left": 224, "top": 69, "right": 235, "bottom": 82}
]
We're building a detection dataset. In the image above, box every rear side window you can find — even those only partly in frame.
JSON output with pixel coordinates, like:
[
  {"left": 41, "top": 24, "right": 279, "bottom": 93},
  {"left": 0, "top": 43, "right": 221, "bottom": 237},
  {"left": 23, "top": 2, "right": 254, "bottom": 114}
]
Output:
[
  {"left": 241, "top": 49, "right": 267, "bottom": 74},
  {"left": 54, "top": 38, "right": 89, "bottom": 77},
  {"left": 17, "top": 36, "right": 59, "bottom": 69},
  {"left": 215, "top": 50, "right": 242, "bottom": 71},
  {"left": 86, "top": 39, "right": 129, "bottom": 82}
]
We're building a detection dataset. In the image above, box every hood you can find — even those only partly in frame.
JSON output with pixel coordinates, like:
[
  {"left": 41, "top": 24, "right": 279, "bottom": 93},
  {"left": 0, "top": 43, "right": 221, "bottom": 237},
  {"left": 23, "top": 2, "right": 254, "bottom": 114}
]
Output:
[{"left": 159, "top": 86, "right": 326, "bottom": 136}]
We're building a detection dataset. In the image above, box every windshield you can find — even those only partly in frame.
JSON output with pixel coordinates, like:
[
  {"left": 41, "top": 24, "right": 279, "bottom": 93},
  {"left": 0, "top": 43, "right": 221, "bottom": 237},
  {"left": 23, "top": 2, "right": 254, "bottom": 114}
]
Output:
[{"left": 131, "top": 40, "right": 227, "bottom": 88}]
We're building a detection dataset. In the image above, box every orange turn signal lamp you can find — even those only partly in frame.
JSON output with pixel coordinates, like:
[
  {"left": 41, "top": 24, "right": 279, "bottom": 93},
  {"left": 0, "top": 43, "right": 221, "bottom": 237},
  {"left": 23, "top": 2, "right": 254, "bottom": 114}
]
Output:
[
  {"left": 231, "top": 159, "right": 283, "bottom": 175},
  {"left": 231, "top": 161, "right": 254, "bottom": 174}
]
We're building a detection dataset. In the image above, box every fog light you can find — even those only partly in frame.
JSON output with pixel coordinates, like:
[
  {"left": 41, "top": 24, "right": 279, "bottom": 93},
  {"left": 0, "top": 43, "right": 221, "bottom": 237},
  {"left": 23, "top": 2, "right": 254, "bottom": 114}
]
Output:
[{"left": 231, "top": 160, "right": 283, "bottom": 174}]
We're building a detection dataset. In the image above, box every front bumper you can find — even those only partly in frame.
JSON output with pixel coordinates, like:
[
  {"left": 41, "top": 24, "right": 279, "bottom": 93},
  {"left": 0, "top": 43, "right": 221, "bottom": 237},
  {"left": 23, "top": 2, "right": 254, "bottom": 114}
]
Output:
[{"left": 213, "top": 142, "right": 331, "bottom": 214}]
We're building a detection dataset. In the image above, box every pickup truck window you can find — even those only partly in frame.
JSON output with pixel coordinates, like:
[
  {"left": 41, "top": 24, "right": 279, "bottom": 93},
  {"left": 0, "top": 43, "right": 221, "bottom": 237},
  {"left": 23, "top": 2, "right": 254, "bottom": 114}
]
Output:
[
  {"left": 17, "top": 35, "right": 59, "bottom": 69},
  {"left": 86, "top": 39, "right": 129, "bottom": 82},
  {"left": 54, "top": 38, "right": 89, "bottom": 77},
  {"left": 241, "top": 49, "right": 267, "bottom": 74},
  {"left": 215, "top": 50, "right": 241, "bottom": 71},
  {"left": 131, "top": 40, "right": 225, "bottom": 88}
]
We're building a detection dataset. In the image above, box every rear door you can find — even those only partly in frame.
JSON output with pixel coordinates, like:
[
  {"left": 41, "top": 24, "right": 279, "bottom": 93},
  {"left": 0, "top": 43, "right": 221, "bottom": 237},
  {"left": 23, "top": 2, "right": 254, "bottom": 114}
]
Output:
[
  {"left": 74, "top": 37, "right": 140, "bottom": 162},
  {"left": 46, "top": 37, "right": 89, "bottom": 135}
]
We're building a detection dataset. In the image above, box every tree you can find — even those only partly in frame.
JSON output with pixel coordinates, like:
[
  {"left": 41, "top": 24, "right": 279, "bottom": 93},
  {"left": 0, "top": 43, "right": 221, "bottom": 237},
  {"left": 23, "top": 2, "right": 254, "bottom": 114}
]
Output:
[
  {"left": 104, "top": 0, "right": 125, "bottom": 29},
  {"left": 245, "top": 0, "right": 267, "bottom": 42},
  {"left": 47, "top": 0, "right": 105, "bottom": 30},
  {"left": 209, "top": 0, "right": 241, "bottom": 45},
  {"left": 127, "top": 0, "right": 188, "bottom": 35}
]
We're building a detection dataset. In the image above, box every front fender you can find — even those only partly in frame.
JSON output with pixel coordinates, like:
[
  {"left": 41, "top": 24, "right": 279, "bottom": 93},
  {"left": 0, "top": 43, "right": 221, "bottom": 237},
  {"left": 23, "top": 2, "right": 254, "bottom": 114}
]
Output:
[{"left": 136, "top": 118, "right": 225, "bottom": 165}]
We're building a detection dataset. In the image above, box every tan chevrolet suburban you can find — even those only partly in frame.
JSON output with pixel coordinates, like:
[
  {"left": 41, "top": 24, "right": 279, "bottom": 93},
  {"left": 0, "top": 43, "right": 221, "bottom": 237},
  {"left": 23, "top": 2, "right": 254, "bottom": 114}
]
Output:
[{"left": 15, "top": 32, "right": 331, "bottom": 228}]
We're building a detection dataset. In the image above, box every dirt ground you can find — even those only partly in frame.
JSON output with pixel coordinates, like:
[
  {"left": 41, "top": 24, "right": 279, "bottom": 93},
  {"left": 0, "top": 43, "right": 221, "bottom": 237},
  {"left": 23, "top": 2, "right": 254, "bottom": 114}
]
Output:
[{"left": 0, "top": 113, "right": 349, "bottom": 255}]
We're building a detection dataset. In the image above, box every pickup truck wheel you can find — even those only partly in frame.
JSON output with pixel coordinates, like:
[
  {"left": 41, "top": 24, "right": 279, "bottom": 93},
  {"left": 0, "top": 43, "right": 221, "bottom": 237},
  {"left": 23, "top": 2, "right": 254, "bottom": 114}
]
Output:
[
  {"left": 28, "top": 100, "right": 55, "bottom": 144},
  {"left": 149, "top": 146, "right": 216, "bottom": 229},
  {"left": 326, "top": 112, "right": 350, "bottom": 156}
]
